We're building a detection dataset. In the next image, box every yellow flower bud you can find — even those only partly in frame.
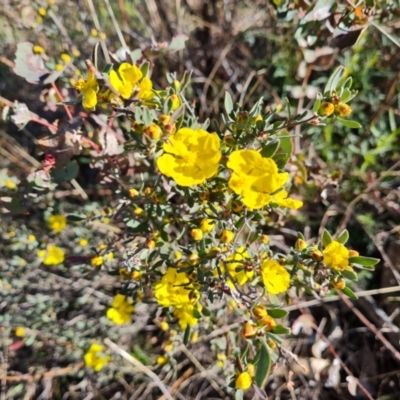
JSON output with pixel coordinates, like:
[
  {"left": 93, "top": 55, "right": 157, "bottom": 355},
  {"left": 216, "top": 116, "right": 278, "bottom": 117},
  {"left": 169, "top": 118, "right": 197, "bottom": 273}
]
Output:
[
  {"left": 220, "top": 229, "right": 234, "bottom": 243},
  {"left": 91, "top": 255, "right": 104, "bottom": 267},
  {"left": 172, "top": 80, "right": 181, "bottom": 90},
  {"left": 191, "top": 331, "right": 199, "bottom": 343},
  {"left": 311, "top": 250, "right": 324, "bottom": 262},
  {"left": 335, "top": 103, "right": 352, "bottom": 117},
  {"left": 235, "top": 371, "right": 252, "bottom": 390},
  {"left": 253, "top": 305, "right": 268, "bottom": 319},
  {"left": 295, "top": 239, "right": 307, "bottom": 251},
  {"left": 258, "top": 315, "right": 276, "bottom": 331},
  {"left": 331, "top": 278, "right": 346, "bottom": 290},
  {"left": 90, "top": 28, "right": 98, "bottom": 37},
  {"left": 60, "top": 53, "right": 71, "bottom": 64},
  {"left": 349, "top": 250, "right": 359, "bottom": 257},
  {"left": 160, "top": 321, "right": 169, "bottom": 331},
  {"left": 247, "top": 363, "right": 255, "bottom": 377},
  {"left": 99, "top": 32, "right": 107, "bottom": 40},
  {"left": 224, "top": 135, "right": 236, "bottom": 147},
  {"left": 191, "top": 228, "right": 204, "bottom": 241},
  {"left": 119, "top": 268, "right": 130, "bottom": 280},
  {"left": 318, "top": 102, "right": 335, "bottom": 117},
  {"left": 261, "top": 235, "right": 270, "bottom": 244},
  {"left": 79, "top": 238, "right": 88, "bottom": 247},
  {"left": 188, "top": 253, "right": 200, "bottom": 265},
  {"left": 38, "top": 8, "right": 47, "bottom": 16},
  {"left": 169, "top": 94, "right": 181, "bottom": 111},
  {"left": 15, "top": 327, "right": 25, "bottom": 337},
  {"left": 131, "top": 270, "right": 142, "bottom": 280},
  {"left": 267, "top": 339, "right": 277, "bottom": 349},
  {"left": 55, "top": 64, "right": 63, "bottom": 71},
  {"left": 72, "top": 48, "right": 80, "bottom": 57},
  {"left": 242, "top": 322, "right": 257, "bottom": 339},
  {"left": 134, "top": 207, "right": 144, "bottom": 216},
  {"left": 144, "top": 124, "right": 163, "bottom": 140},
  {"left": 28, "top": 234, "right": 36, "bottom": 242},
  {"left": 146, "top": 240, "right": 156, "bottom": 249},
  {"left": 157, "top": 355, "right": 169, "bottom": 366},
  {"left": 129, "top": 188, "right": 139, "bottom": 198},
  {"left": 200, "top": 218, "right": 215, "bottom": 233},
  {"left": 33, "top": 45, "right": 45, "bottom": 55}
]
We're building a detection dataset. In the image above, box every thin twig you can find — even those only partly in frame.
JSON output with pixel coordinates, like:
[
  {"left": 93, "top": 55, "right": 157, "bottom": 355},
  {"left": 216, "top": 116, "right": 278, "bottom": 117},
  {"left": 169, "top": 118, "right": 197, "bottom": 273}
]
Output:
[
  {"left": 337, "top": 291, "right": 400, "bottom": 363},
  {"left": 284, "top": 285, "right": 400, "bottom": 312},
  {"left": 104, "top": 338, "right": 174, "bottom": 400}
]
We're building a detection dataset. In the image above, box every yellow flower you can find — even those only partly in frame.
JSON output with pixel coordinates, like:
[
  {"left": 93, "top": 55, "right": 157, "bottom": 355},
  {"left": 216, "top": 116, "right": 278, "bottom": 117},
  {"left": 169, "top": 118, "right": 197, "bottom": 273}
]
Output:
[
  {"left": 109, "top": 63, "right": 143, "bottom": 99},
  {"left": 55, "top": 64, "right": 63, "bottom": 71},
  {"left": 33, "top": 45, "right": 45, "bottom": 55},
  {"left": 220, "top": 229, "right": 234, "bottom": 243},
  {"left": 84, "top": 344, "right": 110, "bottom": 371},
  {"left": 91, "top": 255, "right": 104, "bottom": 267},
  {"left": 38, "top": 245, "right": 65, "bottom": 265},
  {"left": 191, "top": 228, "right": 204, "bottom": 241},
  {"left": 217, "top": 247, "right": 253, "bottom": 288},
  {"left": 106, "top": 294, "right": 134, "bottom": 325},
  {"left": 235, "top": 371, "right": 252, "bottom": 390},
  {"left": 200, "top": 218, "right": 215, "bottom": 233},
  {"left": 227, "top": 150, "right": 302, "bottom": 210},
  {"left": 157, "top": 355, "right": 169, "bottom": 366},
  {"left": 75, "top": 70, "right": 99, "bottom": 109},
  {"left": 155, "top": 268, "right": 198, "bottom": 308},
  {"left": 60, "top": 53, "right": 72, "bottom": 64},
  {"left": 47, "top": 214, "right": 67, "bottom": 233},
  {"left": 28, "top": 234, "right": 36, "bottom": 242},
  {"left": 38, "top": 7, "right": 47, "bottom": 16},
  {"left": 260, "top": 259, "right": 290, "bottom": 294},
  {"left": 79, "top": 238, "right": 88, "bottom": 247},
  {"left": 15, "top": 327, "right": 25, "bottom": 337},
  {"left": 157, "top": 128, "right": 221, "bottom": 187},
  {"left": 4, "top": 180, "right": 17, "bottom": 190},
  {"left": 323, "top": 241, "right": 349, "bottom": 271},
  {"left": 173, "top": 303, "right": 201, "bottom": 330}
]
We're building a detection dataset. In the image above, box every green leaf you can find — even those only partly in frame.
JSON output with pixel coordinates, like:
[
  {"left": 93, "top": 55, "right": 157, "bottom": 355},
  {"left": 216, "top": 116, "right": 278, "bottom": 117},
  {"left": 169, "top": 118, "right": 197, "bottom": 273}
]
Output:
[
  {"left": 192, "top": 308, "right": 202, "bottom": 319},
  {"left": 165, "top": 34, "right": 188, "bottom": 52},
  {"left": 183, "top": 324, "right": 191, "bottom": 344},
  {"left": 102, "top": 63, "right": 113, "bottom": 74},
  {"left": 339, "top": 88, "right": 352, "bottom": 103},
  {"left": 340, "top": 286, "right": 358, "bottom": 299},
  {"left": 342, "top": 269, "right": 358, "bottom": 281},
  {"left": 342, "top": 76, "right": 353, "bottom": 90},
  {"left": 271, "top": 325, "right": 291, "bottom": 335},
  {"left": 312, "top": 93, "right": 322, "bottom": 113},
  {"left": 201, "top": 307, "right": 211, "bottom": 317},
  {"left": 130, "top": 49, "right": 143, "bottom": 63},
  {"left": 254, "top": 338, "right": 271, "bottom": 388},
  {"left": 66, "top": 214, "right": 86, "bottom": 222},
  {"left": 321, "top": 229, "right": 333, "bottom": 246},
  {"left": 51, "top": 160, "right": 79, "bottom": 183},
  {"left": 140, "top": 61, "right": 150, "bottom": 77},
  {"left": 224, "top": 91, "right": 234, "bottom": 115},
  {"left": 336, "top": 117, "right": 362, "bottom": 129},
  {"left": 337, "top": 229, "right": 349, "bottom": 245},
  {"left": 235, "top": 389, "right": 244, "bottom": 400},
  {"left": 261, "top": 140, "right": 280, "bottom": 158},
  {"left": 267, "top": 309, "right": 288, "bottom": 319},
  {"left": 297, "top": 231, "right": 305, "bottom": 240},
  {"left": 349, "top": 256, "right": 379, "bottom": 268},
  {"left": 324, "top": 66, "right": 346, "bottom": 96}
]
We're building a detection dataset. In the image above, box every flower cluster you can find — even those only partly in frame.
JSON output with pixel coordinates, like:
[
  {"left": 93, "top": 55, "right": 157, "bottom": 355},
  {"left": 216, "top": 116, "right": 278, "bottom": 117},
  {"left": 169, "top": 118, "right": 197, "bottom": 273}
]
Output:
[
  {"left": 154, "top": 268, "right": 201, "bottom": 329},
  {"left": 227, "top": 150, "right": 302, "bottom": 210},
  {"left": 106, "top": 294, "right": 135, "bottom": 325},
  {"left": 84, "top": 344, "right": 110, "bottom": 371}
]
